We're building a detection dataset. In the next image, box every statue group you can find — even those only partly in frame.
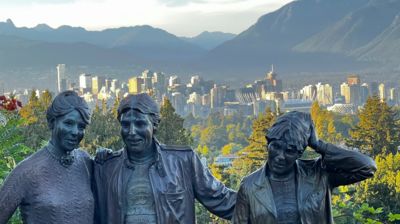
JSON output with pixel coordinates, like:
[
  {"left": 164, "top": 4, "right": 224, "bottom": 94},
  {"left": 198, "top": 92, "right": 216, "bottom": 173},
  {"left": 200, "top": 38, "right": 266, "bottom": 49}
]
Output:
[{"left": 0, "top": 91, "right": 376, "bottom": 224}]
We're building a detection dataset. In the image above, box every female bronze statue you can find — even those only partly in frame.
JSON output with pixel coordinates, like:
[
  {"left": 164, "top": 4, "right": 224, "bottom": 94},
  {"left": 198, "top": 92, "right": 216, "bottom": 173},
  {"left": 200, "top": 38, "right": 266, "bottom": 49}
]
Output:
[{"left": 0, "top": 91, "right": 94, "bottom": 224}]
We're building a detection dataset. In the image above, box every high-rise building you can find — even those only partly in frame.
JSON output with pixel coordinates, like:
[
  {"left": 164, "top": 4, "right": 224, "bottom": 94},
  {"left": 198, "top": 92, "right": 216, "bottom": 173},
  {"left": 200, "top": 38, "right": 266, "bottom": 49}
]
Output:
[
  {"left": 190, "top": 75, "right": 202, "bottom": 86},
  {"left": 369, "top": 82, "right": 379, "bottom": 96},
  {"left": 56, "top": 64, "right": 67, "bottom": 93},
  {"left": 264, "top": 65, "right": 283, "bottom": 92},
  {"left": 169, "top": 75, "right": 180, "bottom": 87},
  {"left": 105, "top": 79, "right": 112, "bottom": 92},
  {"left": 92, "top": 76, "right": 106, "bottom": 95},
  {"left": 316, "top": 83, "right": 333, "bottom": 105},
  {"left": 79, "top": 73, "right": 92, "bottom": 93},
  {"left": 340, "top": 82, "right": 351, "bottom": 104},
  {"left": 128, "top": 77, "right": 143, "bottom": 94},
  {"left": 202, "top": 94, "right": 211, "bottom": 106},
  {"left": 347, "top": 74, "right": 360, "bottom": 86},
  {"left": 349, "top": 85, "right": 361, "bottom": 106},
  {"left": 389, "top": 88, "right": 398, "bottom": 105},
  {"left": 379, "top": 83, "right": 386, "bottom": 101},
  {"left": 301, "top": 85, "right": 317, "bottom": 101},
  {"left": 360, "top": 83, "right": 369, "bottom": 105},
  {"left": 110, "top": 79, "right": 119, "bottom": 93},
  {"left": 171, "top": 92, "right": 185, "bottom": 116},
  {"left": 210, "top": 84, "right": 226, "bottom": 109},
  {"left": 141, "top": 70, "right": 153, "bottom": 91},
  {"left": 153, "top": 72, "right": 167, "bottom": 100}
]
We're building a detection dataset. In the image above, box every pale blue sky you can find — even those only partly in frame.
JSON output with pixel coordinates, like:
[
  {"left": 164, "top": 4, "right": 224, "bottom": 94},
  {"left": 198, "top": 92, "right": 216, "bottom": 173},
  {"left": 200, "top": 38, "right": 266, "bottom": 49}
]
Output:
[{"left": 0, "top": 0, "right": 293, "bottom": 37}]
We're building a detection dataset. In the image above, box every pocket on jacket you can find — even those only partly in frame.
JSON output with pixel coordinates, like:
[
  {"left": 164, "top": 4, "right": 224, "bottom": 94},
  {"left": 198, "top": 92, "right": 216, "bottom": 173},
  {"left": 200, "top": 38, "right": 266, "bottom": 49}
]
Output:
[{"left": 163, "top": 190, "right": 186, "bottom": 223}]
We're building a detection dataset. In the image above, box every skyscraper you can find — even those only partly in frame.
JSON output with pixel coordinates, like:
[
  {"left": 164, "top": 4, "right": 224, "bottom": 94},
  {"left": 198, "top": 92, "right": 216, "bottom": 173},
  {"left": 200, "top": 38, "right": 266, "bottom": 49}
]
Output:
[
  {"left": 79, "top": 73, "right": 92, "bottom": 93},
  {"left": 92, "top": 76, "right": 106, "bottom": 95},
  {"left": 301, "top": 85, "right": 317, "bottom": 101},
  {"left": 379, "top": 83, "right": 386, "bottom": 101},
  {"left": 340, "top": 82, "right": 351, "bottom": 104},
  {"left": 56, "top": 64, "right": 67, "bottom": 93},
  {"left": 316, "top": 83, "right": 333, "bottom": 105},
  {"left": 347, "top": 74, "right": 360, "bottom": 86},
  {"left": 264, "top": 65, "right": 283, "bottom": 92},
  {"left": 128, "top": 77, "right": 143, "bottom": 94},
  {"left": 360, "top": 83, "right": 369, "bottom": 105},
  {"left": 210, "top": 84, "right": 226, "bottom": 109},
  {"left": 169, "top": 75, "right": 180, "bottom": 87}
]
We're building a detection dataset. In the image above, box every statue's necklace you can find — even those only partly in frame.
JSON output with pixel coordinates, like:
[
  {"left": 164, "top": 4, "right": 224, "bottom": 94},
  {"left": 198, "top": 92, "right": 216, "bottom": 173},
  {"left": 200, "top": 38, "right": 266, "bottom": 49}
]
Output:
[{"left": 46, "top": 146, "right": 75, "bottom": 167}]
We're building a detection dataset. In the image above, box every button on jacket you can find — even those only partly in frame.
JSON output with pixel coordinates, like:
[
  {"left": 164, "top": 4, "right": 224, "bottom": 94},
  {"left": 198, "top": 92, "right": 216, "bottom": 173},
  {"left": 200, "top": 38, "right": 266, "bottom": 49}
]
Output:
[
  {"left": 94, "top": 142, "right": 237, "bottom": 224},
  {"left": 232, "top": 142, "right": 377, "bottom": 224}
]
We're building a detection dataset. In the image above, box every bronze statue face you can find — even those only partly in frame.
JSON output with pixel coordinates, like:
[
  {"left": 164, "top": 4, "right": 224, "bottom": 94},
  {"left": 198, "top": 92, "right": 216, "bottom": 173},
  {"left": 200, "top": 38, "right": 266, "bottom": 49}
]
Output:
[
  {"left": 120, "top": 109, "right": 154, "bottom": 156},
  {"left": 51, "top": 109, "right": 86, "bottom": 153},
  {"left": 267, "top": 140, "right": 301, "bottom": 178}
]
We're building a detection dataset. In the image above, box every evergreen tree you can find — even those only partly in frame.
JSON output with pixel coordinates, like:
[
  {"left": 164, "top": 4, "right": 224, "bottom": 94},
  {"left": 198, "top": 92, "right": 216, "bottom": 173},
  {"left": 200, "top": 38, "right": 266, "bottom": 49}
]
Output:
[
  {"left": 228, "top": 108, "right": 276, "bottom": 189},
  {"left": 81, "top": 99, "right": 122, "bottom": 154},
  {"left": 347, "top": 96, "right": 400, "bottom": 156},
  {"left": 156, "top": 98, "right": 192, "bottom": 145}
]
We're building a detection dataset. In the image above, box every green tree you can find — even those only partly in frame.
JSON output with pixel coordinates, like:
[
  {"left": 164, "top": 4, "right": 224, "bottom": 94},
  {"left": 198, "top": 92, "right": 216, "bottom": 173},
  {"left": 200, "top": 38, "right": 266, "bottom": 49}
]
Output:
[
  {"left": 228, "top": 108, "right": 276, "bottom": 189},
  {"left": 354, "top": 153, "right": 400, "bottom": 219},
  {"left": 0, "top": 111, "right": 34, "bottom": 224},
  {"left": 81, "top": 99, "right": 122, "bottom": 154},
  {"left": 347, "top": 96, "right": 400, "bottom": 156},
  {"left": 156, "top": 98, "right": 192, "bottom": 145},
  {"left": 310, "top": 101, "right": 342, "bottom": 144}
]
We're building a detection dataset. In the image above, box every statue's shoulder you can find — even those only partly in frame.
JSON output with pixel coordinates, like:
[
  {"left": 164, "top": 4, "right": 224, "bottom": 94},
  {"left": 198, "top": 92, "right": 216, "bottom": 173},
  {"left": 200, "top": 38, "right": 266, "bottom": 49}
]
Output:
[
  {"left": 95, "top": 148, "right": 123, "bottom": 164},
  {"left": 160, "top": 144, "right": 193, "bottom": 152}
]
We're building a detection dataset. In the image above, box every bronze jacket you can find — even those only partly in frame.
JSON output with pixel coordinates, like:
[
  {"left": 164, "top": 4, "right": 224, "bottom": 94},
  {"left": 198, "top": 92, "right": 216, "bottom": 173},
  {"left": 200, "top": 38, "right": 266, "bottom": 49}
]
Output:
[
  {"left": 94, "top": 142, "right": 236, "bottom": 224},
  {"left": 232, "top": 142, "right": 377, "bottom": 224}
]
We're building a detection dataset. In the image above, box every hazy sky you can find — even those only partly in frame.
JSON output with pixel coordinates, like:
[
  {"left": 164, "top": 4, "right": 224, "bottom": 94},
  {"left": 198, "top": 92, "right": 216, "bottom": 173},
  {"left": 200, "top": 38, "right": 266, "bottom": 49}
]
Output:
[{"left": 0, "top": 0, "right": 293, "bottom": 37}]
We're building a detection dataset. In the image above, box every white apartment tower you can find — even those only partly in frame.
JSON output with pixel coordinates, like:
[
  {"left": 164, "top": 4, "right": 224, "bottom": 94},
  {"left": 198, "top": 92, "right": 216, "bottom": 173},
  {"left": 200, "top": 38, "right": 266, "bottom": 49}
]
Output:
[{"left": 56, "top": 64, "right": 67, "bottom": 93}]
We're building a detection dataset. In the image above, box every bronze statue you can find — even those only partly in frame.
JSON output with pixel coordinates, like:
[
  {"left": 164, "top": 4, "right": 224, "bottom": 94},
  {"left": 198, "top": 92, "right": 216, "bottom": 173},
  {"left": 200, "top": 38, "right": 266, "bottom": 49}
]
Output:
[
  {"left": 94, "top": 93, "right": 236, "bottom": 224},
  {"left": 0, "top": 91, "right": 94, "bottom": 224},
  {"left": 232, "top": 111, "right": 377, "bottom": 224}
]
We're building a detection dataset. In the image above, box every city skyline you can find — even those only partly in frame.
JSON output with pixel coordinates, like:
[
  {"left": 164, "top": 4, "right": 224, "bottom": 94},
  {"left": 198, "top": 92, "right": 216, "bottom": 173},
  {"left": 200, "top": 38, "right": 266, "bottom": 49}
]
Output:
[{"left": 0, "top": 0, "right": 292, "bottom": 37}]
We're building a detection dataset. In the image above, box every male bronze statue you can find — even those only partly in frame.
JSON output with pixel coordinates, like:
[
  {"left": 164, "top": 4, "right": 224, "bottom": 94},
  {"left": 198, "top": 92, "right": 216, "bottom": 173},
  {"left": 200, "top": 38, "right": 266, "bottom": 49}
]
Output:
[
  {"left": 94, "top": 93, "right": 236, "bottom": 223},
  {"left": 232, "top": 111, "right": 377, "bottom": 224},
  {"left": 0, "top": 91, "right": 94, "bottom": 224}
]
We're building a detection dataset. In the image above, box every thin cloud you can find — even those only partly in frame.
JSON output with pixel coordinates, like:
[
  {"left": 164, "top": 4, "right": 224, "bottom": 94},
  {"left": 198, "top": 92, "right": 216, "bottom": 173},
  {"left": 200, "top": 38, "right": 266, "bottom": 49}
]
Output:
[
  {"left": 157, "top": 0, "right": 205, "bottom": 7},
  {"left": 0, "top": 0, "right": 292, "bottom": 36}
]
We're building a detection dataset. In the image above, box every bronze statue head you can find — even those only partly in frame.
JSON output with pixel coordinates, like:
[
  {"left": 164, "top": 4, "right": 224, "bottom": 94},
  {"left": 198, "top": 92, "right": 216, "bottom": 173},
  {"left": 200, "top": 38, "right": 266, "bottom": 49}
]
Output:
[
  {"left": 117, "top": 94, "right": 160, "bottom": 157},
  {"left": 265, "top": 111, "right": 312, "bottom": 177},
  {"left": 47, "top": 90, "right": 90, "bottom": 153},
  {"left": 117, "top": 93, "right": 160, "bottom": 133}
]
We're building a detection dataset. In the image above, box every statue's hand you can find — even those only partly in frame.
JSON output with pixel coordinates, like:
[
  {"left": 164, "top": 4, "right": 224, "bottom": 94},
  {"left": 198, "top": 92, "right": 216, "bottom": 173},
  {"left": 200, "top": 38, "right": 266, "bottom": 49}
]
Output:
[
  {"left": 95, "top": 147, "right": 113, "bottom": 164},
  {"left": 308, "top": 121, "right": 320, "bottom": 150}
]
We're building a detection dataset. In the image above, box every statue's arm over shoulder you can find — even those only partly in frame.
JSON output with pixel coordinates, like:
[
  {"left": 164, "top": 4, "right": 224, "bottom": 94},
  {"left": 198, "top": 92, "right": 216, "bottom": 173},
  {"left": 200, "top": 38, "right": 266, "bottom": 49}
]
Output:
[
  {"left": 93, "top": 148, "right": 122, "bottom": 224},
  {"left": 232, "top": 181, "right": 250, "bottom": 224},
  {"left": 318, "top": 141, "right": 377, "bottom": 187},
  {"left": 0, "top": 166, "right": 27, "bottom": 223},
  {"left": 190, "top": 151, "right": 237, "bottom": 220}
]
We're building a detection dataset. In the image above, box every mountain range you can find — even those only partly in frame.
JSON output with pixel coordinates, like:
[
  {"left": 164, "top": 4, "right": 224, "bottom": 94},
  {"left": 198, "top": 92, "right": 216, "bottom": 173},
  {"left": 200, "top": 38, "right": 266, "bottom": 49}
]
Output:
[{"left": 0, "top": 0, "right": 399, "bottom": 80}]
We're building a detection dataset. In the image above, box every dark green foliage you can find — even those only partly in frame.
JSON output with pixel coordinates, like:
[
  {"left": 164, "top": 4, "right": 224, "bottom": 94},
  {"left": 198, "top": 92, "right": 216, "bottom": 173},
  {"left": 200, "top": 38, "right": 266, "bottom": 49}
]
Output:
[
  {"left": 347, "top": 96, "right": 400, "bottom": 156},
  {"left": 81, "top": 101, "right": 123, "bottom": 154},
  {"left": 156, "top": 98, "right": 192, "bottom": 146}
]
